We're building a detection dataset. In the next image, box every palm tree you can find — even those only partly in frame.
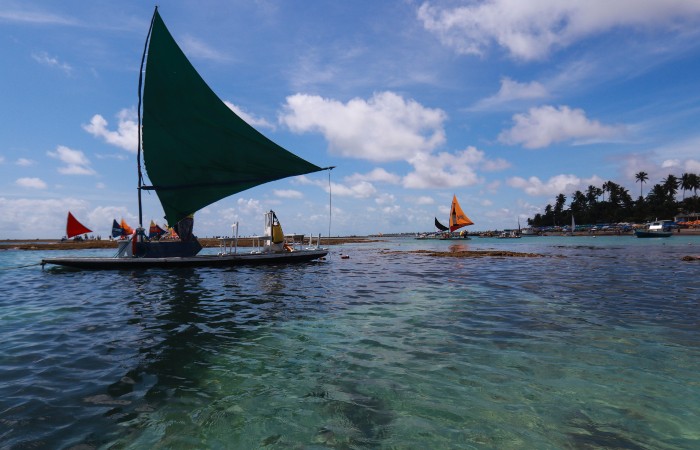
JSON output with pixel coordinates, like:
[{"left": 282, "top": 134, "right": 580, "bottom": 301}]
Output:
[
  {"left": 662, "top": 174, "right": 679, "bottom": 200},
  {"left": 690, "top": 173, "right": 700, "bottom": 198},
  {"left": 680, "top": 173, "right": 693, "bottom": 200},
  {"left": 602, "top": 181, "right": 611, "bottom": 202},
  {"left": 635, "top": 171, "right": 649, "bottom": 198}
]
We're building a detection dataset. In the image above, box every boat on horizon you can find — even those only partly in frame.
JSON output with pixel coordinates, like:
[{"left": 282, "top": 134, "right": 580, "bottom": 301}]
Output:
[
  {"left": 415, "top": 217, "right": 449, "bottom": 239},
  {"left": 42, "top": 8, "right": 330, "bottom": 270},
  {"left": 62, "top": 212, "right": 92, "bottom": 241},
  {"left": 439, "top": 195, "right": 474, "bottom": 240},
  {"left": 634, "top": 220, "right": 673, "bottom": 238}
]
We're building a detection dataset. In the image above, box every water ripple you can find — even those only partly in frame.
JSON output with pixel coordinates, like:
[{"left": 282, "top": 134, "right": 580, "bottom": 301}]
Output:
[{"left": 1, "top": 239, "right": 699, "bottom": 448}]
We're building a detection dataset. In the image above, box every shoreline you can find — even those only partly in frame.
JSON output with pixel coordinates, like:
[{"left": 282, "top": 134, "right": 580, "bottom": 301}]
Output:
[
  {"left": 2, "top": 230, "right": 699, "bottom": 251},
  {"left": 0, "top": 236, "right": 379, "bottom": 251}
]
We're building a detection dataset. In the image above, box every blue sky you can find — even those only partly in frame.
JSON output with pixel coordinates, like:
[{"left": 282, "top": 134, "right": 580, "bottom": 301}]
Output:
[{"left": 2, "top": 0, "right": 700, "bottom": 239}]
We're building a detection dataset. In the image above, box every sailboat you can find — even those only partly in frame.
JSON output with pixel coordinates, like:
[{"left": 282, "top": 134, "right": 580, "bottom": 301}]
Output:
[
  {"left": 65, "top": 212, "right": 92, "bottom": 239},
  {"left": 440, "top": 195, "right": 474, "bottom": 240},
  {"left": 415, "top": 217, "right": 448, "bottom": 239},
  {"left": 566, "top": 215, "right": 575, "bottom": 236},
  {"left": 42, "top": 8, "right": 330, "bottom": 269}
]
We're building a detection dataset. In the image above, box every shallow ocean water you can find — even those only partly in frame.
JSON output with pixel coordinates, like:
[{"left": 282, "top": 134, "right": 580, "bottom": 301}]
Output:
[{"left": 1, "top": 235, "right": 699, "bottom": 449}]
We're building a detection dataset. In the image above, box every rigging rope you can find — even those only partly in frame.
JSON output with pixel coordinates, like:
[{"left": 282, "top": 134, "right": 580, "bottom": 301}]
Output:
[
  {"left": 0, "top": 262, "right": 42, "bottom": 270},
  {"left": 327, "top": 166, "right": 335, "bottom": 243}
]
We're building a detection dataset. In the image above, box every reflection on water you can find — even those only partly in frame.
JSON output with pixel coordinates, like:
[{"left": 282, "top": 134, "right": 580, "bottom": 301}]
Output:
[
  {"left": 448, "top": 243, "right": 469, "bottom": 252},
  {"left": 1, "top": 238, "right": 699, "bottom": 448}
]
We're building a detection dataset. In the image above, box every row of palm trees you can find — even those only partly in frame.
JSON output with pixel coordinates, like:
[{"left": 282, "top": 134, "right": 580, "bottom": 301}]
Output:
[
  {"left": 528, "top": 172, "right": 700, "bottom": 227},
  {"left": 635, "top": 171, "right": 700, "bottom": 199}
]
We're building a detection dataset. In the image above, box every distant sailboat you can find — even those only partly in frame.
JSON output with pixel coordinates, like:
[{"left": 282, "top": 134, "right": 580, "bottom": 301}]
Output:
[
  {"left": 567, "top": 215, "right": 575, "bottom": 236},
  {"left": 449, "top": 194, "right": 474, "bottom": 231},
  {"left": 111, "top": 219, "right": 123, "bottom": 238},
  {"left": 66, "top": 212, "right": 92, "bottom": 239},
  {"left": 440, "top": 195, "right": 474, "bottom": 240},
  {"left": 435, "top": 217, "right": 449, "bottom": 232},
  {"left": 148, "top": 220, "right": 166, "bottom": 239}
]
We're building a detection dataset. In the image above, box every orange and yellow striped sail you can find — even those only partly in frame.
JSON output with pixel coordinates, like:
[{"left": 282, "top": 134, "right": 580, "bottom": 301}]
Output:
[{"left": 449, "top": 195, "right": 474, "bottom": 232}]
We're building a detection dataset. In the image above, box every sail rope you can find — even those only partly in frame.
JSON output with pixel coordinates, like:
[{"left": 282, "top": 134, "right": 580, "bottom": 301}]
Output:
[
  {"left": 328, "top": 167, "right": 333, "bottom": 241},
  {"left": 0, "top": 262, "right": 43, "bottom": 270}
]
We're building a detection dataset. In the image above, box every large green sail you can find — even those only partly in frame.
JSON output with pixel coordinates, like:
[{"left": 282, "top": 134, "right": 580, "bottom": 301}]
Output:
[{"left": 142, "top": 10, "right": 323, "bottom": 226}]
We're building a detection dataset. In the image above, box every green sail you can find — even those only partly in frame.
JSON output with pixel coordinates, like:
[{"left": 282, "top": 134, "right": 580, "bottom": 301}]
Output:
[{"left": 142, "top": 10, "right": 323, "bottom": 226}]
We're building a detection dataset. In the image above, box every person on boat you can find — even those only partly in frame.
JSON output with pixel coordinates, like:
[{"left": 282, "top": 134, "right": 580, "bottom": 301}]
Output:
[{"left": 175, "top": 213, "right": 195, "bottom": 241}]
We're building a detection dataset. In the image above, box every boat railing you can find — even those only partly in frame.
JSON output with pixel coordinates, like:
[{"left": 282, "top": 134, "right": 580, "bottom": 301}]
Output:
[
  {"left": 217, "top": 232, "right": 325, "bottom": 255},
  {"left": 305, "top": 233, "right": 323, "bottom": 250}
]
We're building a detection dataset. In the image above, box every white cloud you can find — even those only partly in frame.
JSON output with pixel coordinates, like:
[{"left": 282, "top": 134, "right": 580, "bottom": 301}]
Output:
[
  {"left": 330, "top": 180, "right": 377, "bottom": 198},
  {"left": 47, "top": 145, "right": 95, "bottom": 175},
  {"left": 0, "top": 197, "right": 90, "bottom": 238},
  {"left": 16, "top": 177, "right": 47, "bottom": 189},
  {"left": 474, "top": 77, "right": 549, "bottom": 109},
  {"left": 507, "top": 174, "right": 604, "bottom": 197},
  {"left": 685, "top": 159, "right": 700, "bottom": 172},
  {"left": 16, "top": 158, "right": 35, "bottom": 166},
  {"left": 499, "top": 105, "right": 624, "bottom": 149},
  {"left": 375, "top": 193, "right": 396, "bottom": 205},
  {"left": 223, "top": 101, "right": 274, "bottom": 129},
  {"left": 345, "top": 168, "right": 401, "bottom": 185},
  {"left": 418, "top": 0, "right": 700, "bottom": 61},
  {"left": 403, "top": 146, "right": 508, "bottom": 189},
  {"left": 83, "top": 109, "right": 138, "bottom": 152},
  {"left": 273, "top": 189, "right": 303, "bottom": 199},
  {"left": 87, "top": 206, "right": 133, "bottom": 233},
  {"left": 236, "top": 198, "right": 264, "bottom": 216},
  {"left": 181, "top": 35, "right": 230, "bottom": 62},
  {"left": 280, "top": 91, "right": 446, "bottom": 162},
  {"left": 31, "top": 51, "right": 72, "bottom": 75},
  {"left": 0, "top": 8, "right": 76, "bottom": 25},
  {"left": 415, "top": 196, "right": 435, "bottom": 205}
]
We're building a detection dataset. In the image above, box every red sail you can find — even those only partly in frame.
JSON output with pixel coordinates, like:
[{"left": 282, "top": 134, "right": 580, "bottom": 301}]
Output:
[{"left": 66, "top": 212, "right": 92, "bottom": 238}]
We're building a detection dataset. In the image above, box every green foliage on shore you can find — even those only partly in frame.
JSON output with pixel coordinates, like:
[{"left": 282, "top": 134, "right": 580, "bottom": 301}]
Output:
[{"left": 528, "top": 172, "right": 700, "bottom": 227}]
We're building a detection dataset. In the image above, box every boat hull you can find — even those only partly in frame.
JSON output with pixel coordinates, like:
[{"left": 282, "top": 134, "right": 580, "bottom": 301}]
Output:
[
  {"left": 634, "top": 230, "right": 672, "bottom": 238},
  {"left": 41, "top": 249, "right": 328, "bottom": 270}
]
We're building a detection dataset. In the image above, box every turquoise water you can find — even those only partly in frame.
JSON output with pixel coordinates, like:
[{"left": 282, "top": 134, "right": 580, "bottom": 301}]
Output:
[{"left": 1, "top": 236, "right": 699, "bottom": 449}]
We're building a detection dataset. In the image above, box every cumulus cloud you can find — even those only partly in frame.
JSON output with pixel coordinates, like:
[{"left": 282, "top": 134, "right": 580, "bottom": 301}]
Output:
[
  {"left": 0, "top": 197, "right": 90, "bottom": 238},
  {"left": 474, "top": 77, "right": 549, "bottom": 109},
  {"left": 507, "top": 174, "right": 604, "bottom": 197},
  {"left": 223, "top": 101, "right": 275, "bottom": 129},
  {"left": 403, "top": 146, "right": 509, "bottom": 189},
  {"left": 498, "top": 105, "right": 624, "bottom": 149},
  {"left": 87, "top": 206, "right": 133, "bottom": 232},
  {"left": 330, "top": 181, "right": 377, "bottom": 198},
  {"left": 83, "top": 109, "right": 138, "bottom": 152},
  {"left": 16, "top": 177, "right": 47, "bottom": 189},
  {"left": 280, "top": 91, "right": 446, "bottom": 162},
  {"left": 375, "top": 193, "right": 396, "bottom": 205},
  {"left": 418, "top": 0, "right": 700, "bottom": 61},
  {"left": 345, "top": 168, "right": 401, "bottom": 185},
  {"left": 415, "top": 196, "right": 435, "bottom": 205},
  {"left": 16, "top": 158, "right": 35, "bottom": 166},
  {"left": 47, "top": 145, "right": 95, "bottom": 175},
  {"left": 273, "top": 189, "right": 303, "bottom": 199},
  {"left": 236, "top": 198, "right": 264, "bottom": 216}
]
